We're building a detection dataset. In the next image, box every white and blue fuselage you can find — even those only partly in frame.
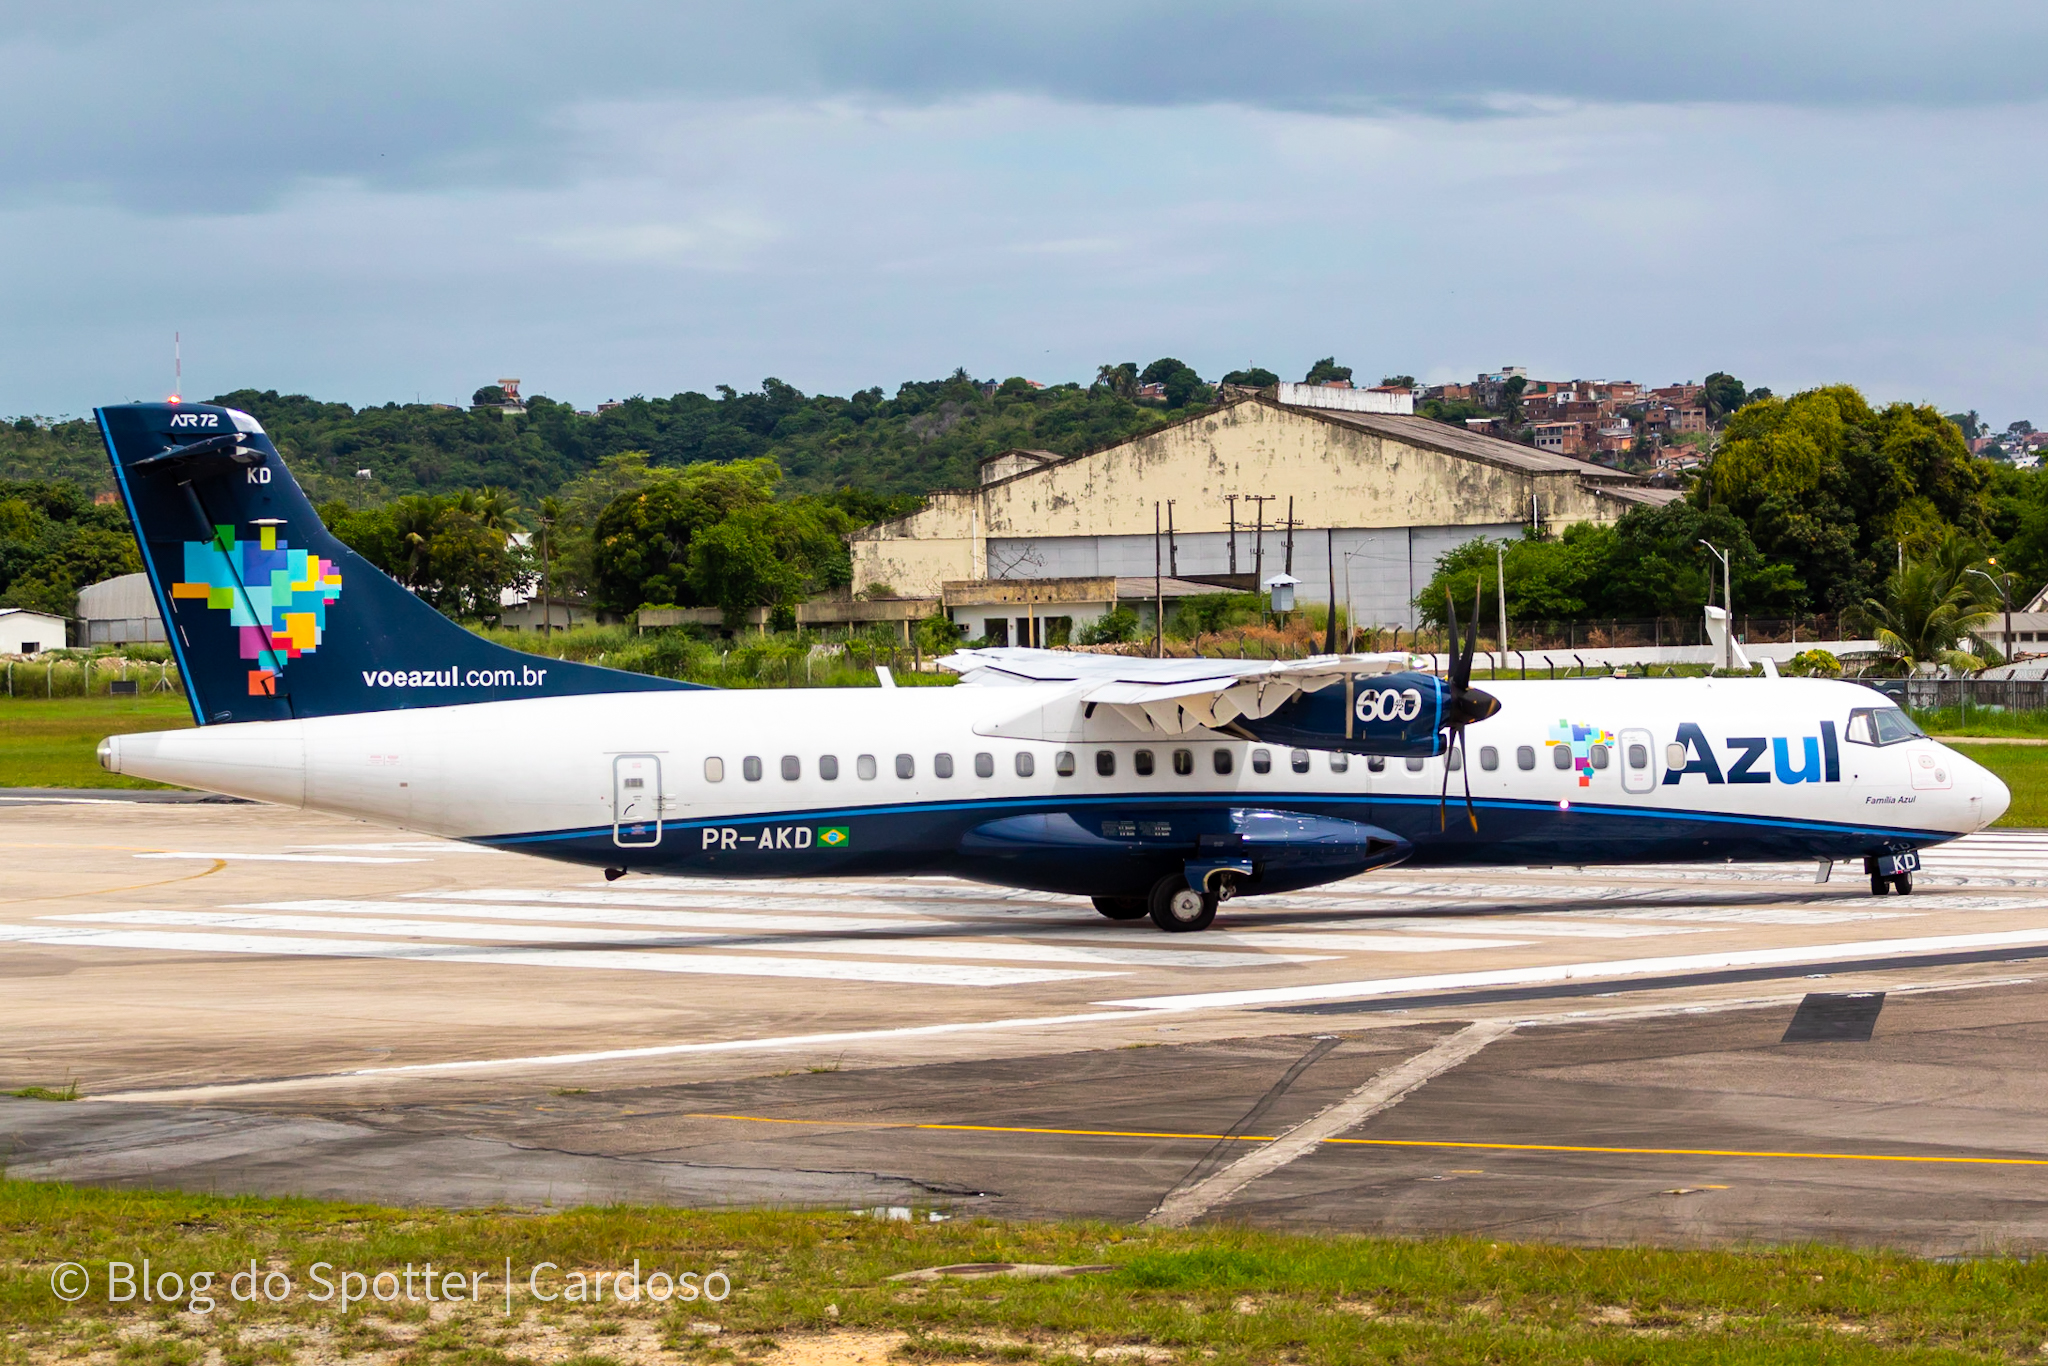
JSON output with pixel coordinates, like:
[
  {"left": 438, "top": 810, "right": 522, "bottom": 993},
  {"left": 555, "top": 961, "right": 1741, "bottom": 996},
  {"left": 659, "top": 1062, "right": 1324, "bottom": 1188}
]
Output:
[{"left": 104, "top": 675, "right": 2007, "bottom": 905}]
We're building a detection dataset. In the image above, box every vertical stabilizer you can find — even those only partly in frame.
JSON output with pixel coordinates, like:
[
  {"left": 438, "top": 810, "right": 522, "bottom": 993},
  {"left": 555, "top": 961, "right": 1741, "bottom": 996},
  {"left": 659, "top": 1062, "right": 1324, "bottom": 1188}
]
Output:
[{"left": 97, "top": 401, "right": 696, "bottom": 724}]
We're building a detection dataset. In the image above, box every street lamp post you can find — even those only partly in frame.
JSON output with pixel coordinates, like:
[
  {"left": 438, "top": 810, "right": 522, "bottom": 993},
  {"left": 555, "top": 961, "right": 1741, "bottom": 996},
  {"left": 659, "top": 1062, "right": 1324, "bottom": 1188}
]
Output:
[
  {"left": 1699, "top": 540, "right": 1733, "bottom": 673},
  {"left": 1968, "top": 561, "right": 2014, "bottom": 664}
]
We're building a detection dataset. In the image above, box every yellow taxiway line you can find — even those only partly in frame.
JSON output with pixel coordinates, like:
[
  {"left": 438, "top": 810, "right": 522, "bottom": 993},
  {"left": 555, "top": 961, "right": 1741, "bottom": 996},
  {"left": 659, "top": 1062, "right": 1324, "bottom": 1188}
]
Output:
[{"left": 687, "top": 1113, "right": 2048, "bottom": 1167}]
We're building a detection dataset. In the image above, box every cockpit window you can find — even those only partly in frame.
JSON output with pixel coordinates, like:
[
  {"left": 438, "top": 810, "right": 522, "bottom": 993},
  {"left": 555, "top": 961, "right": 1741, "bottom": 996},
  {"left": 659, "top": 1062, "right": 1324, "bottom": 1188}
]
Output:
[{"left": 1846, "top": 706, "right": 1926, "bottom": 746}]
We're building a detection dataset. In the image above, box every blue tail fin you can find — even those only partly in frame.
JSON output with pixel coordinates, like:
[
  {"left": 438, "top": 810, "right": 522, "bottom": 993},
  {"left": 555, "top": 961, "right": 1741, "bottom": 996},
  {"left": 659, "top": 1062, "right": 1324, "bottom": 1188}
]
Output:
[{"left": 97, "top": 401, "right": 696, "bottom": 724}]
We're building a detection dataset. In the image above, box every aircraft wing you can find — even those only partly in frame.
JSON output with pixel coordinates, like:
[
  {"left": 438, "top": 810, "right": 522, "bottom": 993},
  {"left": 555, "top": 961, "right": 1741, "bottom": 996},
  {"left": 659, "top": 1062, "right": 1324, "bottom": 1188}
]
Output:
[{"left": 936, "top": 647, "right": 1426, "bottom": 735}]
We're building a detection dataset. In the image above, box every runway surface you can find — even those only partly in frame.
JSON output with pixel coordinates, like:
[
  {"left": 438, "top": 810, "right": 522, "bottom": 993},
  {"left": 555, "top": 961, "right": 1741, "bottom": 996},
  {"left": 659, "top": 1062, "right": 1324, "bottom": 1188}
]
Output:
[{"left": 4, "top": 799, "right": 2047, "bottom": 1253}]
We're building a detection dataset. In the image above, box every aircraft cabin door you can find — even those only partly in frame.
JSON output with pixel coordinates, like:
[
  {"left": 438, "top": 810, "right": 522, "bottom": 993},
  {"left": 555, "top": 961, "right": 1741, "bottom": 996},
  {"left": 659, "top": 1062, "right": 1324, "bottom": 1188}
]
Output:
[
  {"left": 1617, "top": 728, "right": 1657, "bottom": 795},
  {"left": 613, "top": 754, "right": 663, "bottom": 847}
]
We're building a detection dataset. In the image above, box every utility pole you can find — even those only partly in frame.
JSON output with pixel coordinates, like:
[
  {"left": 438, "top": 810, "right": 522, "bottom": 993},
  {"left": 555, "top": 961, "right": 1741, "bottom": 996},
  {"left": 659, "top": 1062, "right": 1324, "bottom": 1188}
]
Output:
[
  {"left": 1496, "top": 540, "right": 1507, "bottom": 674},
  {"left": 1153, "top": 501, "right": 1164, "bottom": 659},
  {"left": 1226, "top": 495, "right": 1238, "bottom": 575},
  {"left": 1246, "top": 494, "right": 1274, "bottom": 596},
  {"left": 1700, "top": 540, "right": 1733, "bottom": 673},
  {"left": 539, "top": 511, "right": 553, "bottom": 645},
  {"left": 1166, "top": 500, "right": 1178, "bottom": 578},
  {"left": 1324, "top": 528, "right": 1338, "bottom": 655},
  {"left": 1282, "top": 496, "right": 1296, "bottom": 575}
]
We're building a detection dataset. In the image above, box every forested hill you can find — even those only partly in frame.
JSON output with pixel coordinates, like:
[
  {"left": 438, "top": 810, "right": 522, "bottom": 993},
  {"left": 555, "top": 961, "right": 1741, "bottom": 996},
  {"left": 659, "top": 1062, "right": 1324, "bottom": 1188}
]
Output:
[{"left": 0, "top": 372, "right": 1186, "bottom": 505}]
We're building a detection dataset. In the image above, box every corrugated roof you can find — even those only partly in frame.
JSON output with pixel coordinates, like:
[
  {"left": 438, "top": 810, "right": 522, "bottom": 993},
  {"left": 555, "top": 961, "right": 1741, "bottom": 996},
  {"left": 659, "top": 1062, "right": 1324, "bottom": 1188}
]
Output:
[
  {"left": 1291, "top": 405, "right": 1642, "bottom": 479},
  {"left": 1602, "top": 485, "right": 1687, "bottom": 506}
]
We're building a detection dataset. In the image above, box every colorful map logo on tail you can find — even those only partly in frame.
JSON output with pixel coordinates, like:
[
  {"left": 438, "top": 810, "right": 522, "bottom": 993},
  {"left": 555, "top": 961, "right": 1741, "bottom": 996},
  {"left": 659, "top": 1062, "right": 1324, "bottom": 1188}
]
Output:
[
  {"left": 171, "top": 523, "right": 343, "bottom": 695},
  {"left": 1546, "top": 720, "right": 1615, "bottom": 787}
]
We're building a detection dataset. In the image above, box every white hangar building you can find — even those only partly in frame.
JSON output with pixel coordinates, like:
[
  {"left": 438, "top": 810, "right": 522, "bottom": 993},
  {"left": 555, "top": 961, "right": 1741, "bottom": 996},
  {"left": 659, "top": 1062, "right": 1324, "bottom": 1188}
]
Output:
[{"left": 849, "top": 388, "right": 1679, "bottom": 630}]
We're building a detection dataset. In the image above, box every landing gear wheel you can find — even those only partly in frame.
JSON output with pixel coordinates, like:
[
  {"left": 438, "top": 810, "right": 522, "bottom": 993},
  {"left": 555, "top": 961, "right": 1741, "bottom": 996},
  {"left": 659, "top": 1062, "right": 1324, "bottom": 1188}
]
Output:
[
  {"left": 1149, "top": 876, "right": 1218, "bottom": 933},
  {"left": 1891, "top": 872, "right": 1913, "bottom": 895},
  {"left": 1092, "top": 895, "right": 1150, "bottom": 921},
  {"left": 1870, "top": 874, "right": 1888, "bottom": 896}
]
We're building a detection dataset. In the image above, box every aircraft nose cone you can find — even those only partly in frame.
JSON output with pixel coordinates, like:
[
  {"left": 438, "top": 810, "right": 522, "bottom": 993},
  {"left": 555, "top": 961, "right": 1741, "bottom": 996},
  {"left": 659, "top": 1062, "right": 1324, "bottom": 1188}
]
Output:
[{"left": 1979, "top": 762, "right": 2012, "bottom": 829}]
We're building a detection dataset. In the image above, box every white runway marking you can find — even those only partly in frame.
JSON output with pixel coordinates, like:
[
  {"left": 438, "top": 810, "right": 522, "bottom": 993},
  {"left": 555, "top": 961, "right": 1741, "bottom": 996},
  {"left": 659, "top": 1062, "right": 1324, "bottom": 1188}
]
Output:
[
  {"left": 1099, "top": 926, "right": 2048, "bottom": 1011},
  {"left": 135, "top": 852, "right": 426, "bottom": 864},
  {"left": 50, "top": 910, "right": 1328, "bottom": 969},
  {"left": 1208, "top": 932, "right": 1529, "bottom": 953},
  {"left": 0, "top": 925, "right": 1113, "bottom": 987},
  {"left": 1145, "top": 1019, "right": 1517, "bottom": 1227}
]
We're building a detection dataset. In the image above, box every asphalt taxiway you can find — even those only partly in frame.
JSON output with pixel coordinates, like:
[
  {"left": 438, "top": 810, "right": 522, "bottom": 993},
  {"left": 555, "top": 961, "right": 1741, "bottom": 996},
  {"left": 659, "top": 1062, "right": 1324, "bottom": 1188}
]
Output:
[{"left": 5, "top": 798, "right": 2048, "bottom": 1254}]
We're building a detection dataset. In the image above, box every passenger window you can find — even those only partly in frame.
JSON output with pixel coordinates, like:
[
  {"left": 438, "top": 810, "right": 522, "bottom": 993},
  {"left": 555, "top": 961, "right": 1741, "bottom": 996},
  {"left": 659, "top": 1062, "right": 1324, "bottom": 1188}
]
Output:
[
  {"left": 743, "top": 755, "right": 763, "bottom": 782},
  {"left": 1405, "top": 757, "right": 1425, "bottom": 772},
  {"left": 1016, "top": 752, "right": 1036, "bottom": 777},
  {"left": 856, "top": 753, "right": 878, "bottom": 780},
  {"left": 704, "top": 757, "right": 725, "bottom": 782},
  {"left": 1291, "top": 750, "right": 1311, "bottom": 773},
  {"left": 1447, "top": 748, "right": 1462, "bottom": 771},
  {"left": 1552, "top": 745, "right": 1573, "bottom": 770},
  {"left": 1590, "top": 744, "right": 1610, "bottom": 770},
  {"left": 819, "top": 755, "right": 839, "bottom": 780},
  {"left": 1367, "top": 756, "right": 1386, "bottom": 772},
  {"left": 1056, "top": 751, "right": 1076, "bottom": 776},
  {"left": 1665, "top": 742, "right": 1688, "bottom": 769},
  {"left": 1252, "top": 748, "right": 1272, "bottom": 774},
  {"left": 780, "top": 755, "right": 800, "bottom": 781},
  {"left": 1213, "top": 750, "right": 1233, "bottom": 775},
  {"left": 895, "top": 754, "right": 915, "bottom": 779},
  {"left": 1134, "top": 749, "right": 1155, "bottom": 776},
  {"left": 934, "top": 753, "right": 954, "bottom": 779},
  {"left": 1627, "top": 743, "right": 1649, "bottom": 770},
  {"left": 1096, "top": 750, "right": 1116, "bottom": 776},
  {"left": 975, "top": 752, "right": 994, "bottom": 778},
  {"left": 1329, "top": 752, "right": 1349, "bottom": 773},
  {"left": 1480, "top": 746, "right": 1498, "bottom": 771},
  {"left": 1173, "top": 749, "right": 1193, "bottom": 775},
  {"left": 1517, "top": 745, "right": 1536, "bottom": 771}
]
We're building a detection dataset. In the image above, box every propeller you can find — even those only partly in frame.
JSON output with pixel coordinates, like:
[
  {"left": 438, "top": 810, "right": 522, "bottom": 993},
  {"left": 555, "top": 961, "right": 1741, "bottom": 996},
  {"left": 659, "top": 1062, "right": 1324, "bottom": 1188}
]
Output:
[{"left": 1438, "top": 581, "right": 1502, "bottom": 832}]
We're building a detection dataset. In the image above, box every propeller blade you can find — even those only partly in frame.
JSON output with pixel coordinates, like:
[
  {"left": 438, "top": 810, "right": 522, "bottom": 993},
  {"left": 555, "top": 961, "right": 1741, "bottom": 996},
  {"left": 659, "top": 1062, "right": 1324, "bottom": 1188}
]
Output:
[
  {"left": 1461, "top": 730, "right": 1478, "bottom": 832},
  {"left": 1443, "top": 587, "right": 1462, "bottom": 687},
  {"left": 1438, "top": 739, "right": 1452, "bottom": 831}
]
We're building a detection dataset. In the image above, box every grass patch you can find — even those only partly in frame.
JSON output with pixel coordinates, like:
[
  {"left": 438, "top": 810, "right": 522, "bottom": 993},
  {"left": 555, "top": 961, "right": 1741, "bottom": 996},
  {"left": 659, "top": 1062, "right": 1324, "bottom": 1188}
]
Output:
[
  {"left": 1914, "top": 706, "right": 2048, "bottom": 738},
  {"left": 3, "top": 1079, "right": 78, "bottom": 1101},
  {"left": 1960, "top": 743, "right": 2048, "bottom": 827},
  {"left": 4, "top": 1178, "right": 2048, "bottom": 1364},
  {"left": 0, "top": 694, "right": 192, "bottom": 789}
]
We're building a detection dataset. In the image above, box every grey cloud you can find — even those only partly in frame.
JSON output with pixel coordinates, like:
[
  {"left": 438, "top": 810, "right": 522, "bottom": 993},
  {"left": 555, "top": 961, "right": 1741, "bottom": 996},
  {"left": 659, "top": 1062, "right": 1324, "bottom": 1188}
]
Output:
[{"left": 4, "top": 0, "right": 2046, "bottom": 210}]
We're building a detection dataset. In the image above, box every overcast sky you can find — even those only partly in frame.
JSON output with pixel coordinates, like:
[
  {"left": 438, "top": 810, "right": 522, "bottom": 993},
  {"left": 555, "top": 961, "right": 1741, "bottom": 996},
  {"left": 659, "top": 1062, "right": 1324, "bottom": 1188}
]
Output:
[{"left": 4, "top": 2, "right": 2045, "bottom": 423}]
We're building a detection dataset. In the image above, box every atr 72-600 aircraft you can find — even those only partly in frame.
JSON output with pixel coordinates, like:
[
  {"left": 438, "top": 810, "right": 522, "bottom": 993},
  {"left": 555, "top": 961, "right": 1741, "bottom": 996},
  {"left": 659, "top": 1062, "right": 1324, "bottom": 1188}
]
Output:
[{"left": 94, "top": 402, "right": 2008, "bottom": 932}]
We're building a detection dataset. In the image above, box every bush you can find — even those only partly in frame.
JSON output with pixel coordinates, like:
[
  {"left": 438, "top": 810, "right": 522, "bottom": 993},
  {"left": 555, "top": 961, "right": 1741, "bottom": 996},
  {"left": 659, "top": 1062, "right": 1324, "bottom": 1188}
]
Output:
[
  {"left": 1787, "top": 648, "right": 1842, "bottom": 677},
  {"left": 1079, "top": 607, "right": 1139, "bottom": 645}
]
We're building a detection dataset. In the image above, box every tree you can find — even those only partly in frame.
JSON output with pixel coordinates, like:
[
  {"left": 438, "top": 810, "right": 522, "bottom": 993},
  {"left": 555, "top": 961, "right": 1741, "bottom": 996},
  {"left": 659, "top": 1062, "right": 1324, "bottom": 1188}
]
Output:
[
  {"left": 1847, "top": 539, "right": 1998, "bottom": 674},
  {"left": 1138, "top": 358, "right": 1189, "bottom": 385},
  {"left": 1946, "top": 410, "right": 1982, "bottom": 441},
  {"left": 471, "top": 385, "right": 508, "bottom": 407},
  {"left": 1380, "top": 375, "right": 1417, "bottom": 389},
  {"left": 1704, "top": 385, "right": 1990, "bottom": 612},
  {"left": 1220, "top": 367, "right": 1279, "bottom": 387},
  {"left": 686, "top": 501, "right": 852, "bottom": 627},
  {"left": 1303, "top": 358, "right": 1352, "bottom": 385},
  {"left": 591, "top": 459, "right": 779, "bottom": 613},
  {"left": 1093, "top": 363, "right": 1139, "bottom": 399},
  {"left": 1701, "top": 372, "right": 1748, "bottom": 421}
]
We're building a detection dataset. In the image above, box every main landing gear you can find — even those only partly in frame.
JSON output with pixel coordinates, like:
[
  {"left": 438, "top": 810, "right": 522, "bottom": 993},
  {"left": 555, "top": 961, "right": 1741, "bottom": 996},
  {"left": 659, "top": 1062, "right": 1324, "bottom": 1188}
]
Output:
[
  {"left": 1148, "top": 874, "right": 1219, "bottom": 933},
  {"left": 1094, "top": 873, "right": 1230, "bottom": 932},
  {"left": 1091, "top": 896, "right": 1150, "bottom": 921}
]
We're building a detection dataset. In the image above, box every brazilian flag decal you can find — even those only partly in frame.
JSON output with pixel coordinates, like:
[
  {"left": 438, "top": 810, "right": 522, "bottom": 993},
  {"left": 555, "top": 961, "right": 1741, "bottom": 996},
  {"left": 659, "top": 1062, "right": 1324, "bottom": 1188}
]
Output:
[{"left": 818, "top": 826, "right": 850, "bottom": 848}]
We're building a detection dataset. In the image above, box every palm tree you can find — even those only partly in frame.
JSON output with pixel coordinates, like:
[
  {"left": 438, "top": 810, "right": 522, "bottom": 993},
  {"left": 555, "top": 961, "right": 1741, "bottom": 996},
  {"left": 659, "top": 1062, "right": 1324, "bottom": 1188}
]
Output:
[{"left": 1849, "top": 532, "right": 1998, "bottom": 674}]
